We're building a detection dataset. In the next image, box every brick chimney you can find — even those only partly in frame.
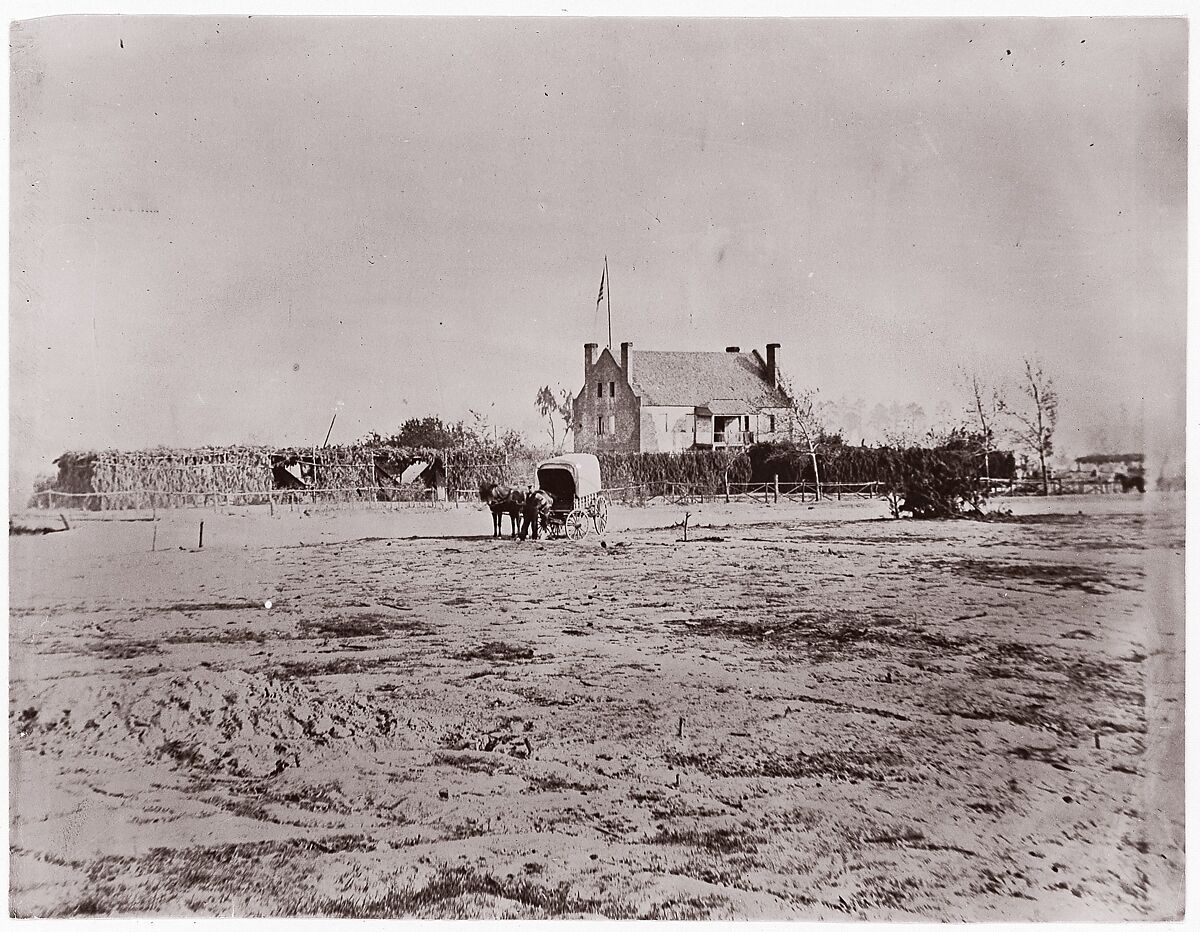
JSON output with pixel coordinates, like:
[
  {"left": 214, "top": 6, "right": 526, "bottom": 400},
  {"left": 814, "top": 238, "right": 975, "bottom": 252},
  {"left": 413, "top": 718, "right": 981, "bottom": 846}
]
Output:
[
  {"left": 620, "top": 341, "right": 633, "bottom": 382},
  {"left": 584, "top": 342, "right": 598, "bottom": 374},
  {"left": 766, "top": 343, "right": 780, "bottom": 387},
  {"left": 725, "top": 346, "right": 740, "bottom": 353}
]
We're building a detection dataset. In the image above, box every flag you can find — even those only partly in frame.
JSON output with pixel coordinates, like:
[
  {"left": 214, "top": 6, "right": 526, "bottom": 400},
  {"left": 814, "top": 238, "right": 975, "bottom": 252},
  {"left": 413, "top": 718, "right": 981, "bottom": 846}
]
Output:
[{"left": 595, "top": 264, "right": 606, "bottom": 308}]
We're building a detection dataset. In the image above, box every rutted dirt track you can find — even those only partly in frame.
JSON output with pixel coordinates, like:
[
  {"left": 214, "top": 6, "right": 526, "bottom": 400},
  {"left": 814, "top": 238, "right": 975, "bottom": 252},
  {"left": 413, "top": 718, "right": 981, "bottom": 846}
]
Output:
[{"left": 8, "top": 496, "right": 1184, "bottom": 918}]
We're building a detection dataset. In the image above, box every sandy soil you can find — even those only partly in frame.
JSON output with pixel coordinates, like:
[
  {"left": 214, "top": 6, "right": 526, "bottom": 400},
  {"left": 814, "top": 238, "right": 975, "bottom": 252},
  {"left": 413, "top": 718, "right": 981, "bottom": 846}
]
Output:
[{"left": 7, "top": 493, "right": 1185, "bottom": 919}]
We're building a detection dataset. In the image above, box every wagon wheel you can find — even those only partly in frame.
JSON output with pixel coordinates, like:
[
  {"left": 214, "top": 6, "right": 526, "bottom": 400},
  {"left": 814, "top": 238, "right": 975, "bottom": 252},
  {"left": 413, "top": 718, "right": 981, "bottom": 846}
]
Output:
[
  {"left": 591, "top": 495, "right": 609, "bottom": 534},
  {"left": 565, "top": 509, "right": 589, "bottom": 540}
]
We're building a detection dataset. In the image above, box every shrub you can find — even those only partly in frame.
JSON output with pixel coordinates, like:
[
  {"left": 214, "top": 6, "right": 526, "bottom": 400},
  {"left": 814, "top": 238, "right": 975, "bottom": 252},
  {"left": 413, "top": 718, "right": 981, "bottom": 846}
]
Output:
[{"left": 748, "top": 431, "right": 1015, "bottom": 519}]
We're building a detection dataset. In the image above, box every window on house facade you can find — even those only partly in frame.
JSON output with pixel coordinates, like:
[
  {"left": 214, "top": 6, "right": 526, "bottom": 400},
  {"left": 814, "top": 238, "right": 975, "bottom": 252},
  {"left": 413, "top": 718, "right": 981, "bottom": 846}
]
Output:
[
  {"left": 609, "top": 381, "right": 615, "bottom": 397},
  {"left": 608, "top": 415, "right": 616, "bottom": 435},
  {"left": 597, "top": 415, "right": 605, "bottom": 435},
  {"left": 597, "top": 383, "right": 603, "bottom": 398},
  {"left": 768, "top": 414, "right": 776, "bottom": 433}
]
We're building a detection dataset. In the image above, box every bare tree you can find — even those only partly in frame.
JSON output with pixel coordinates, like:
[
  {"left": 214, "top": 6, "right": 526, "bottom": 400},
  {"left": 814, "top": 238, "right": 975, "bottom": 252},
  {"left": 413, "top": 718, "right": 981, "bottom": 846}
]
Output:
[
  {"left": 777, "top": 375, "right": 826, "bottom": 501},
  {"left": 961, "top": 369, "right": 1005, "bottom": 481},
  {"left": 535, "top": 385, "right": 574, "bottom": 454},
  {"left": 1007, "top": 358, "right": 1059, "bottom": 495}
]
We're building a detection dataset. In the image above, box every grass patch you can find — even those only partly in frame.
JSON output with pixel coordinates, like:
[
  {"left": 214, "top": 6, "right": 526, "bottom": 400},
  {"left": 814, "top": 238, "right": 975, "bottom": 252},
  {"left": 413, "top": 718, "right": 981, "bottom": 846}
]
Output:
[
  {"left": 164, "top": 629, "right": 268, "bottom": 645},
  {"left": 432, "top": 751, "right": 504, "bottom": 775},
  {"left": 271, "top": 655, "right": 409, "bottom": 679},
  {"left": 525, "top": 773, "right": 602, "bottom": 793},
  {"left": 299, "top": 614, "right": 431, "bottom": 639},
  {"left": 952, "top": 559, "right": 1139, "bottom": 594},
  {"left": 307, "top": 865, "right": 639, "bottom": 918},
  {"left": 666, "top": 610, "right": 968, "bottom": 662},
  {"left": 40, "top": 835, "right": 376, "bottom": 916},
  {"left": 645, "top": 825, "right": 762, "bottom": 854},
  {"left": 164, "top": 602, "right": 256, "bottom": 613},
  {"left": 88, "top": 638, "right": 161, "bottom": 660},
  {"left": 643, "top": 895, "right": 731, "bottom": 920},
  {"left": 664, "top": 748, "right": 911, "bottom": 783},
  {"left": 1008, "top": 745, "right": 1075, "bottom": 772},
  {"left": 454, "top": 641, "right": 535, "bottom": 663}
]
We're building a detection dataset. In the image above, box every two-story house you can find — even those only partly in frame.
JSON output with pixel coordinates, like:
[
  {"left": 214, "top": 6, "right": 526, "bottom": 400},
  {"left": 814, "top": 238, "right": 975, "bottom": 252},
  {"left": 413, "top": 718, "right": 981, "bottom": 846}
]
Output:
[{"left": 573, "top": 341, "right": 793, "bottom": 454}]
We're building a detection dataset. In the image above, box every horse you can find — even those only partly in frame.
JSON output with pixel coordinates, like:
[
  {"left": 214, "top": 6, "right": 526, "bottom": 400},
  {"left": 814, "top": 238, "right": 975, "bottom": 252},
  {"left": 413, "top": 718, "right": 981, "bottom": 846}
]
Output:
[
  {"left": 479, "top": 481, "right": 525, "bottom": 538},
  {"left": 1116, "top": 473, "right": 1146, "bottom": 493},
  {"left": 519, "top": 489, "right": 555, "bottom": 540}
]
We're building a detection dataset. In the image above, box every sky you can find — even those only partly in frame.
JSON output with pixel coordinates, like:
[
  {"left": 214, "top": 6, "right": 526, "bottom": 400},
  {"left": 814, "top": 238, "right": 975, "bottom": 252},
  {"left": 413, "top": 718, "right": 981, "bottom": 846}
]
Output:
[{"left": 8, "top": 14, "right": 1187, "bottom": 491}]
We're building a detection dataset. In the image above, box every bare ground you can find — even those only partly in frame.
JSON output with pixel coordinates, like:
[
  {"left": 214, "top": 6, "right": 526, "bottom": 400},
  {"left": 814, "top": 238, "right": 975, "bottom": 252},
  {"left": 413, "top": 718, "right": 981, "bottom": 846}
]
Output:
[{"left": 7, "top": 494, "right": 1185, "bottom": 919}]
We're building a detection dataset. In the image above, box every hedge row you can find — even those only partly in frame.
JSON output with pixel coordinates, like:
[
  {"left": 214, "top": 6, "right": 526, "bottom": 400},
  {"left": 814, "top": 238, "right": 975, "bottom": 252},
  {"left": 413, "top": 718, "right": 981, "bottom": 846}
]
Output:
[
  {"left": 747, "top": 439, "right": 1015, "bottom": 485},
  {"left": 597, "top": 450, "right": 751, "bottom": 495}
]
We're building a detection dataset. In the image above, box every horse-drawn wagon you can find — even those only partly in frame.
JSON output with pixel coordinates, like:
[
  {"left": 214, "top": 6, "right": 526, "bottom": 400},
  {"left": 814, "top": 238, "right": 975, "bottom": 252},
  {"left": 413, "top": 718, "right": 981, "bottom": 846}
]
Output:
[{"left": 535, "top": 453, "right": 609, "bottom": 540}]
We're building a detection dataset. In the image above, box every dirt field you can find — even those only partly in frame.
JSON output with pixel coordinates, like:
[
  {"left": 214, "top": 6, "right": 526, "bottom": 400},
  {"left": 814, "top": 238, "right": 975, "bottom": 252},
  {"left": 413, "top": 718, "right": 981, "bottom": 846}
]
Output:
[{"left": 7, "top": 493, "right": 1185, "bottom": 919}]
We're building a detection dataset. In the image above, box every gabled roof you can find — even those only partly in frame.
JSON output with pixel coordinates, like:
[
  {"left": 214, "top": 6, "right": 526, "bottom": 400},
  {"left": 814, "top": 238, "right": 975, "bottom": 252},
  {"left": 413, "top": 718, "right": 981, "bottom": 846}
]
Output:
[{"left": 628, "top": 350, "right": 791, "bottom": 408}]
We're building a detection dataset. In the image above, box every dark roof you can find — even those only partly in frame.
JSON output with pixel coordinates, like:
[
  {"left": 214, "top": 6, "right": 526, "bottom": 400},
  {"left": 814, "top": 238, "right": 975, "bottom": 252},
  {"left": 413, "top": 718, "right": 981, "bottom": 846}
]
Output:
[
  {"left": 1074, "top": 453, "right": 1145, "bottom": 464},
  {"left": 628, "top": 350, "right": 791, "bottom": 408}
]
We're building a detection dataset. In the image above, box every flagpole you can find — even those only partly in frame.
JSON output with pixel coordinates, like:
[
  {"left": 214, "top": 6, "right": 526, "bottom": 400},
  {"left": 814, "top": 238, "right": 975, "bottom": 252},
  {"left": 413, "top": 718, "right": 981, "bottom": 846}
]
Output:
[{"left": 605, "top": 255, "right": 612, "bottom": 349}]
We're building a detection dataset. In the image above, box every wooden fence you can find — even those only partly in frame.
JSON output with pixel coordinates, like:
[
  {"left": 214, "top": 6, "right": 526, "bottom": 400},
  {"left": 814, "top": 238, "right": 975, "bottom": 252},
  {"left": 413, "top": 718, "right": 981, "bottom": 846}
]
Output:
[{"left": 30, "top": 485, "right": 445, "bottom": 512}]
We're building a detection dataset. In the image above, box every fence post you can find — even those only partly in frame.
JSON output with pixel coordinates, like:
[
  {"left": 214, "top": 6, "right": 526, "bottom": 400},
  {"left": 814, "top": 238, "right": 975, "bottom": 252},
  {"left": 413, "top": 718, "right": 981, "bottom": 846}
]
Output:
[
  {"left": 725, "top": 476, "right": 730, "bottom": 504},
  {"left": 773, "top": 474, "right": 779, "bottom": 504}
]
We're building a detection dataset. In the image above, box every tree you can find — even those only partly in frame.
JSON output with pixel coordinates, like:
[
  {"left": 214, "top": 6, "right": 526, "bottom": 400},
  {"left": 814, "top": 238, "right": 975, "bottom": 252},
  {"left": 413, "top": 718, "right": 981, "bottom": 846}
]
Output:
[
  {"left": 497, "top": 429, "right": 529, "bottom": 458},
  {"left": 1007, "top": 358, "right": 1059, "bottom": 495},
  {"left": 535, "top": 385, "right": 574, "bottom": 454},
  {"left": 960, "top": 369, "right": 1006, "bottom": 482},
  {"left": 777, "top": 375, "right": 827, "bottom": 500},
  {"left": 368, "top": 417, "right": 469, "bottom": 449}
]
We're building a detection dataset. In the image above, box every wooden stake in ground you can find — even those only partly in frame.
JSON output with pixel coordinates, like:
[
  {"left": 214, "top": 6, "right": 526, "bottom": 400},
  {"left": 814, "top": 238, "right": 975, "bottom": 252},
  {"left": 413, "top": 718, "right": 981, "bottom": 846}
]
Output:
[
  {"left": 198, "top": 521, "right": 204, "bottom": 549},
  {"left": 58, "top": 513, "right": 70, "bottom": 532},
  {"left": 677, "top": 715, "right": 685, "bottom": 738},
  {"left": 151, "top": 522, "right": 157, "bottom": 552}
]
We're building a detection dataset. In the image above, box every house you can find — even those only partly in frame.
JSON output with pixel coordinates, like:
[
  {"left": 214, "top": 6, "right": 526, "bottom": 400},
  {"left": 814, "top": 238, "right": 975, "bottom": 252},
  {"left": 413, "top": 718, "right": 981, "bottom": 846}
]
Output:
[
  {"left": 1066, "top": 452, "right": 1146, "bottom": 492},
  {"left": 1071, "top": 453, "right": 1145, "bottom": 479},
  {"left": 573, "top": 341, "right": 794, "bottom": 453}
]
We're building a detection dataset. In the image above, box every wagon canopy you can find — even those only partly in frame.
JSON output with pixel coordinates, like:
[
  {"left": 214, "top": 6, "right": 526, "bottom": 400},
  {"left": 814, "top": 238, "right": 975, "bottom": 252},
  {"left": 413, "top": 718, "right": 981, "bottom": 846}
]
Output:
[{"left": 536, "top": 453, "right": 603, "bottom": 499}]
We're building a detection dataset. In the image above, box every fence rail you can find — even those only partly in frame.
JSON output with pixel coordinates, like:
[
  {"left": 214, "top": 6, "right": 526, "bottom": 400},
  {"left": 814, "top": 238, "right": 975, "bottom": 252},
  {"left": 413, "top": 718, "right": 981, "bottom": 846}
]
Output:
[
  {"left": 33, "top": 475, "right": 1093, "bottom": 514},
  {"left": 30, "top": 485, "right": 443, "bottom": 511}
]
